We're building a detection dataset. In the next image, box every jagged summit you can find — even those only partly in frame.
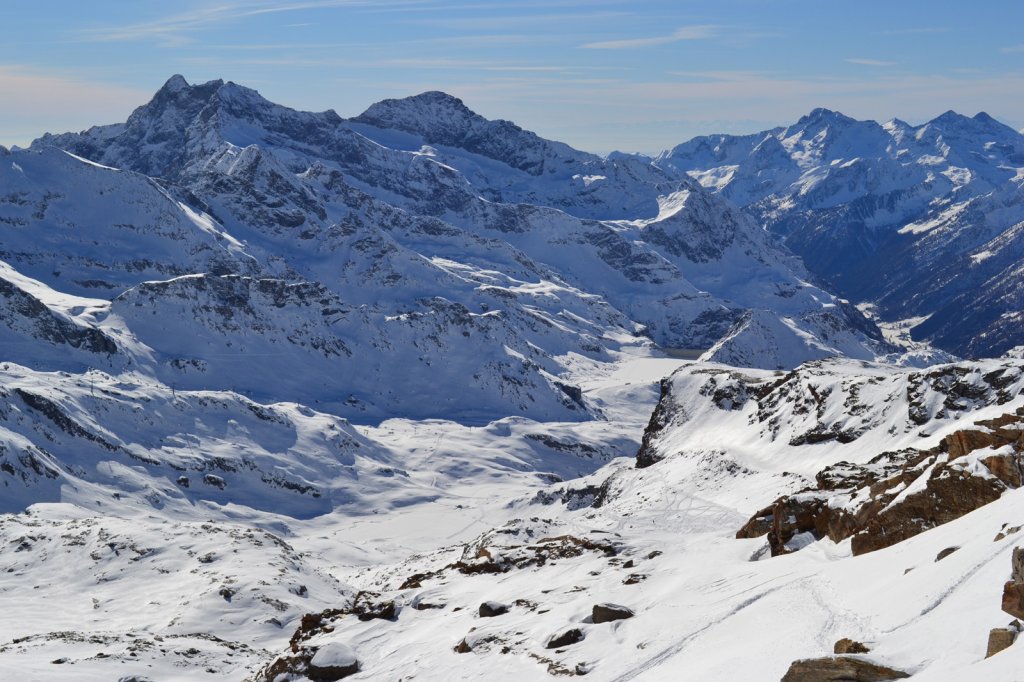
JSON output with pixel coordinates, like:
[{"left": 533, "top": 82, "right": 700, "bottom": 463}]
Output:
[{"left": 794, "top": 107, "right": 860, "bottom": 127}]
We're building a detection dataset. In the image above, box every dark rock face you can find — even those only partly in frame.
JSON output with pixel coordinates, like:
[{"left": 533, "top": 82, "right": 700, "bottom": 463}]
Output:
[
  {"left": 635, "top": 378, "right": 680, "bottom": 468},
  {"left": 545, "top": 628, "right": 585, "bottom": 649},
  {"left": 740, "top": 408, "right": 1024, "bottom": 557},
  {"left": 592, "top": 603, "right": 634, "bottom": 624},
  {"left": 780, "top": 656, "right": 910, "bottom": 681},
  {"left": 479, "top": 601, "right": 509, "bottom": 618}
]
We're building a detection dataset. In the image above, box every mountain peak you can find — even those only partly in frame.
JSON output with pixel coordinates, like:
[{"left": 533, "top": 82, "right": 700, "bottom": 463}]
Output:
[
  {"left": 353, "top": 90, "right": 485, "bottom": 136},
  {"left": 162, "top": 74, "right": 191, "bottom": 92},
  {"left": 796, "top": 108, "right": 856, "bottom": 127}
]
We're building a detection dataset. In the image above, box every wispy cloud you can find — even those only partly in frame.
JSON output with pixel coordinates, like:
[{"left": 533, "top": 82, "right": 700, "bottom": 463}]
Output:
[
  {"left": 413, "top": 11, "right": 630, "bottom": 31},
  {"left": 581, "top": 25, "right": 719, "bottom": 50},
  {"left": 670, "top": 70, "right": 773, "bottom": 82},
  {"left": 845, "top": 58, "right": 896, "bottom": 67},
  {"left": 79, "top": 0, "right": 425, "bottom": 46},
  {"left": 1001, "top": 44, "right": 1024, "bottom": 54},
  {"left": 877, "top": 27, "right": 949, "bottom": 35}
]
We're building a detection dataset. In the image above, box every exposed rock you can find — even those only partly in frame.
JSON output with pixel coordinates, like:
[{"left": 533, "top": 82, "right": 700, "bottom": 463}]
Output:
[
  {"left": 935, "top": 547, "right": 959, "bottom": 562},
  {"left": 479, "top": 601, "right": 509, "bottom": 618},
  {"left": 740, "top": 409, "right": 1024, "bottom": 557},
  {"left": 635, "top": 378, "right": 677, "bottom": 468},
  {"left": 400, "top": 527, "right": 620, "bottom": 589},
  {"left": 1002, "top": 581, "right": 1024, "bottom": 619},
  {"left": 592, "top": 603, "right": 634, "bottom": 624},
  {"left": 258, "top": 642, "right": 360, "bottom": 682},
  {"left": 1002, "top": 547, "right": 1024, "bottom": 619},
  {"left": 833, "top": 638, "right": 870, "bottom": 654},
  {"left": 986, "top": 627, "right": 1017, "bottom": 658},
  {"left": 993, "top": 524, "right": 1023, "bottom": 541},
  {"left": 545, "top": 628, "right": 585, "bottom": 649},
  {"left": 780, "top": 656, "right": 910, "bottom": 681}
]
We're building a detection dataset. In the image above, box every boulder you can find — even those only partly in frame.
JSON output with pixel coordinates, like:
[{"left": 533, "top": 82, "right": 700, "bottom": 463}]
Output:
[
  {"left": 308, "top": 643, "right": 360, "bottom": 681},
  {"left": 833, "top": 638, "right": 870, "bottom": 654},
  {"left": 986, "top": 627, "right": 1017, "bottom": 658},
  {"left": 935, "top": 546, "right": 959, "bottom": 562},
  {"left": 545, "top": 628, "right": 585, "bottom": 649},
  {"left": 592, "top": 603, "right": 635, "bottom": 624},
  {"left": 1002, "top": 580, "right": 1024, "bottom": 619},
  {"left": 479, "top": 601, "right": 509, "bottom": 618},
  {"left": 781, "top": 656, "right": 910, "bottom": 681}
]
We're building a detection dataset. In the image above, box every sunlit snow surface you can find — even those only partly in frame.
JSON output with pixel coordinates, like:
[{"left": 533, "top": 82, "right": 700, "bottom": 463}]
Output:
[
  {"left": 2, "top": 79, "right": 1022, "bottom": 681},
  {"left": 2, "top": 351, "right": 1023, "bottom": 680}
]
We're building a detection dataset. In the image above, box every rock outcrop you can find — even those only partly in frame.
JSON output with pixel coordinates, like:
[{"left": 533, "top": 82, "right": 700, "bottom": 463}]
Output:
[
  {"left": 739, "top": 408, "right": 1024, "bottom": 556},
  {"left": 780, "top": 656, "right": 910, "bottom": 681}
]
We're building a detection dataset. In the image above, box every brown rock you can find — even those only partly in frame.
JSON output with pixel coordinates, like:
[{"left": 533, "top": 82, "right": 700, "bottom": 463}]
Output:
[
  {"left": 851, "top": 469, "right": 1004, "bottom": 556},
  {"left": 739, "top": 409, "right": 1024, "bottom": 560},
  {"left": 1002, "top": 580, "right": 1024, "bottom": 619},
  {"left": 780, "top": 656, "right": 910, "bottom": 681},
  {"left": 1013, "top": 547, "right": 1024, "bottom": 582},
  {"left": 946, "top": 429, "right": 1002, "bottom": 460},
  {"left": 592, "top": 603, "right": 634, "bottom": 624},
  {"left": 935, "top": 546, "right": 959, "bottom": 562},
  {"left": 833, "top": 638, "right": 870, "bottom": 654},
  {"left": 981, "top": 452, "right": 1023, "bottom": 488},
  {"left": 986, "top": 627, "right": 1017, "bottom": 658}
]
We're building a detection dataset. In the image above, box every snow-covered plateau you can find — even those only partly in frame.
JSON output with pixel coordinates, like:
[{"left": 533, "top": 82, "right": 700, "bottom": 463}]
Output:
[{"left": 1, "top": 76, "right": 1022, "bottom": 681}]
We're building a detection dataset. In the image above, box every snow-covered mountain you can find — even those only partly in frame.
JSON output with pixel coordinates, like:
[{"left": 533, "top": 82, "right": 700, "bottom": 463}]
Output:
[
  {"left": 656, "top": 109, "right": 1024, "bottom": 358},
  {"left": 4, "top": 75, "right": 1023, "bottom": 681},
  {"left": 26, "top": 76, "right": 897, "bottom": 382}
]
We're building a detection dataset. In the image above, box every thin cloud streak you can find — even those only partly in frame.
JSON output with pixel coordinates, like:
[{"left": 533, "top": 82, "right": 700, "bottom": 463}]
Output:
[
  {"left": 581, "top": 25, "right": 719, "bottom": 49},
  {"left": 845, "top": 58, "right": 897, "bottom": 66},
  {"left": 79, "top": 0, "right": 427, "bottom": 46},
  {"left": 877, "top": 27, "right": 949, "bottom": 35}
]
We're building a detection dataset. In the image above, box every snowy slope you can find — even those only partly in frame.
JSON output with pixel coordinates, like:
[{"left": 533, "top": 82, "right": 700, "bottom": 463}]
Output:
[{"left": 230, "top": 356, "right": 1024, "bottom": 681}]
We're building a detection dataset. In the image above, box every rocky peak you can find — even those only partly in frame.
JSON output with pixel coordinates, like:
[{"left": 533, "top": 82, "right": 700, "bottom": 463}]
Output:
[
  {"left": 353, "top": 91, "right": 486, "bottom": 141},
  {"left": 795, "top": 107, "right": 858, "bottom": 128}
]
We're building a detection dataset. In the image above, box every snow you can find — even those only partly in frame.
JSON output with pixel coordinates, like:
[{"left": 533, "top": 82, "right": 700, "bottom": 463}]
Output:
[
  {"left": 309, "top": 642, "right": 358, "bottom": 669},
  {"left": 0, "top": 77, "right": 1019, "bottom": 681}
]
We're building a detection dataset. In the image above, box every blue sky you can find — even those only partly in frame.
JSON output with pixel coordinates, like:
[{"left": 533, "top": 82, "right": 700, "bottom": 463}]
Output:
[{"left": 3, "top": 0, "right": 1023, "bottom": 153}]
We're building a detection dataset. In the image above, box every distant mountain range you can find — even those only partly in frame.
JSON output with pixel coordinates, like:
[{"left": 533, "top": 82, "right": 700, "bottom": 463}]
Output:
[{"left": 657, "top": 107, "right": 1024, "bottom": 358}]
